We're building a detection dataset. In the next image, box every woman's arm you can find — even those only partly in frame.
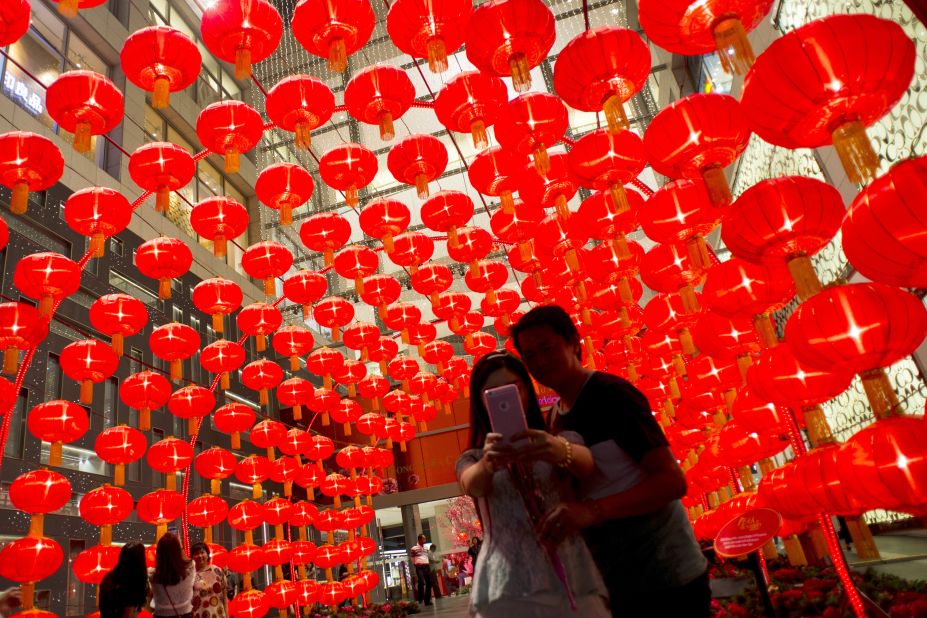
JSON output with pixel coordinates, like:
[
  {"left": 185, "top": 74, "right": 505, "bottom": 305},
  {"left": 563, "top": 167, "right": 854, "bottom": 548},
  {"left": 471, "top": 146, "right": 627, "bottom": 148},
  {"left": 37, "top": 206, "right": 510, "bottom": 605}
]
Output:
[
  {"left": 512, "top": 429, "right": 596, "bottom": 476},
  {"left": 458, "top": 434, "right": 517, "bottom": 498}
]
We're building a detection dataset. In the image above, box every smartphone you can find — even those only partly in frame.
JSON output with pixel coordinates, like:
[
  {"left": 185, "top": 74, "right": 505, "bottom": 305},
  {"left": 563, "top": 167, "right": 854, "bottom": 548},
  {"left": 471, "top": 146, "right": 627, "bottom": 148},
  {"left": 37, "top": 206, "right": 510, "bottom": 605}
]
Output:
[{"left": 483, "top": 384, "right": 529, "bottom": 443}]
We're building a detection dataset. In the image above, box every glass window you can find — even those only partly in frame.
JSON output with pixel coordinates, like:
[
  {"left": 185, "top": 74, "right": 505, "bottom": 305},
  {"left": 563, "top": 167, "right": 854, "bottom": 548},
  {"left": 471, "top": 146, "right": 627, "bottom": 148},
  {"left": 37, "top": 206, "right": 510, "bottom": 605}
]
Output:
[
  {"left": 144, "top": 105, "right": 166, "bottom": 141},
  {"left": 46, "top": 353, "right": 62, "bottom": 400},
  {"left": 149, "top": 0, "right": 170, "bottom": 22},
  {"left": 5, "top": 389, "right": 27, "bottom": 459},
  {"left": 197, "top": 160, "right": 224, "bottom": 200},
  {"left": 66, "top": 538, "right": 86, "bottom": 616},
  {"left": 172, "top": 305, "right": 183, "bottom": 323},
  {"left": 103, "top": 377, "right": 117, "bottom": 429},
  {"left": 66, "top": 34, "right": 106, "bottom": 74},
  {"left": 168, "top": 7, "right": 195, "bottom": 40},
  {"left": 2, "top": 32, "right": 62, "bottom": 128},
  {"left": 29, "top": 3, "right": 66, "bottom": 53}
]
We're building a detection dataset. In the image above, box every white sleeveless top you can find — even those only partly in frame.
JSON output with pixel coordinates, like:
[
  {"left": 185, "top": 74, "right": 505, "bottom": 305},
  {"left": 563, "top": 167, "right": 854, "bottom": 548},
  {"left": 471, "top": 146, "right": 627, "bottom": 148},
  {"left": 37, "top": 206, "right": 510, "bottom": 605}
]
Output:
[{"left": 150, "top": 566, "right": 195, "bottom": 616}]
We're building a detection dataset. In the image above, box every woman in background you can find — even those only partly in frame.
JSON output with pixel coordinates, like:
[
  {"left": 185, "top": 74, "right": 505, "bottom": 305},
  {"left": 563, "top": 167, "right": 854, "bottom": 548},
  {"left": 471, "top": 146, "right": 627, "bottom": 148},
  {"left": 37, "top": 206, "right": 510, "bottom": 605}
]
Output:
[
  {"left": 190, "top": 542, "right": 227, "bottom": 618},
  {"left": 150, "top": 533, "right": 195, "bottom": 618},
  {"left": 99, "top": 542, "right": 149, "bottom": 618}
]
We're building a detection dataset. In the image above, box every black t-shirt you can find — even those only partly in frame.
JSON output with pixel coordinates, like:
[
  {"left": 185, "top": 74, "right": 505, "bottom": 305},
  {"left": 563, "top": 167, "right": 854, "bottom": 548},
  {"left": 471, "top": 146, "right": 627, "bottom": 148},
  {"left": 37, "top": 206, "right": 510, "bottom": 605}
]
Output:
[{"left": 551, "top": 371, "right": 668, "bottom": 461}]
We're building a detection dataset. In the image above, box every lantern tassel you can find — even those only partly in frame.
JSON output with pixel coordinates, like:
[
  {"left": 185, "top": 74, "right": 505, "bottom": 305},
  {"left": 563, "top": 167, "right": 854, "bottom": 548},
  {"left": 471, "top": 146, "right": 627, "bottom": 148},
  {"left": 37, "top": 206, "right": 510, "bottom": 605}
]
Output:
[
  {"left": 108, "top": 333, "right": 124, "bottom": 358},
  {"left": 156, "top": 523, "right": 168, "bottom": 542},
  {"left": 509, "top": 52, "right": 531, "bottom": 93},
  {"left": 21, "top": 583, "right": 34, "bottom": 611},
  {"left": 685, "top": 235, "right": 712, "bottom": 272},
  {"left": 220, "top": 372, "right": 230, "bottom": 390},
  {"left": 170, "top": 359, "right": 182, "bottom": 383},
  {"left": 414, "top": 173, "right": 430, "bottom": 199},
  {"left": 252, "top": 483, "right": 262, "bottom": 500},
  {"left": 73, "top": 121, "right": 93, "bottom": 153},
  {"left": 348, "top": 384, "right": 356, "bottom": 398},
  {"left": 234, "top": 46, "right": 252, "bottom": 81},
  {"left": 256, "top": 334, "right": 267, "bottom": 352},
  {"left": 860, "top": 367, "right": 901, "bottom": 420},
  {"left": 379, "top": 111, "right": 395, "bottom": 141},
  {"left": 617, "top": 277, "right": 633, "bottom": 303},
  {"left": 324, "top": 250, "right": 334, "bottom": 268},
  {"left": 679, "top": 284, "right": 701, "bottom": 313},
  {"left": 678, "top": 328, "right": 697, "bottom": 356},
  {"left": 4, "top": 347, "right": 19, "bottom": 375},
  {"left": 212, "top": 313, "right": 224, "bottom": 334},
  {"left": 166, "top": 473, "right": 177, "bottom": 492},
  {"left": 345, "top": 186, "right": 359, "bottom": 208},
  {"left": 140, "top": 409, "right": 151, "bottom": 432},
  {"left": 159, "top": 278, "right": 172, "bottom": 300},
  {"left": 289, "top": 355, "right": 300, "bottom": 372},
  {"left": 612, "top": 234, "right": 631, "bottom": 261},
  {"left": 832, "top": 120, "right": 880, "bottom": 185},
  {"left": 279, "top": 203, "right": 292, "bottom": 226},
  {"left": 786, "top": 254, "right": 823, "bottom": 302},
  {"left": 426, "top": 37, "right": 448, "bottom": 73},
  {"left": 49, "top": 441, "right": 63, "bottom": 467},
  {"left": 500, "top": 191, "right": 515, "bottom": 215},
  {"left": 322, "top": 412, "right": 330, "bottom": 426},
  {"left": 204, "top": 527, "right": 213, "bottom": 545},
  {"left": 295, "top": 122, "right": 312, "bottom": 150},
  {"left": 608, "top": 182, "right": 630, "bottom": 215},
  {"left": 259, "top": 389, "right": 268, "bottom": 407},
  {"left": 80, "top": 379, "right": 94, "bottom": 404},
  {"left": 554, "top": 195, "right": 570, "bottom": 221},
  {"left": 329, "top": 38, "right": 348, "bottom": 73},
  {"left": 213, "top": 234, "right": 227, "bottom": 258},
  {"left": 701, "top": 164, "right": 732, "bottom": 206},
  {"left": 10, "top": 181, "right": 29, "bottom": 215},
  {"left": 188, "top": 417, "right": 198, "bottom": 435},
  {"left": 28, "top": 513, "right": 43, "bottom": 538},
  {"left": 100, "top": 524, "right": 112, "bottom": 547},
  {"left": 293, "top": 404, "right": 302, "bottom": 421},
  {"left": 115, "top": 463, "right": 125, "bottom": 487},
  {"left": 224, "top": 148, "right": 240, "bottom": 174},
  {"left": 343, "top": 422, "right": 352, "bottom": 436},
  {"left": 267, "top": 447, "right": 276, "bottom": 461},
  {"left": 156, "top": 187, "right": 170, "bottom": 213},
  {"left": 211, "top": 478, "right": 221, "bottom": 495},
  {"left": 152, "top": 76, "right": 171, "bottom": 109},
  {"left": 470, "top": 119, "right": 488, "bottom": 151},
  {"left": 753, "top": 314, "right": 779, "bottom": 348},
  {"left": 713, "top": 17, "right": 755, "bottom": 76},
  {"left": 532, "top": 145, "right": 550, "bottom": 175},
  {"left": 601, "top": 93, "right": 629, "bottom": 134},
  {"left": 263, "top": 277, "right": 275, "bottom": 298},
  {"left": 231, "top": 432, "right": 241, "bottom": 450}
]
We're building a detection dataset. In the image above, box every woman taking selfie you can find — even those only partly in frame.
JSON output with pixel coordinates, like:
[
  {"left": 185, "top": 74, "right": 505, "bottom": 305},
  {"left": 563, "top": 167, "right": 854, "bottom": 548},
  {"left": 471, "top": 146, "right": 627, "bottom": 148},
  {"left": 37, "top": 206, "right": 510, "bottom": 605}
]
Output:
[
  {"left": 150, "top": 533, "right": 195, "bottom": 618},
  {"left": 456, "top": 351, "right": 610, "bottom": 617}
]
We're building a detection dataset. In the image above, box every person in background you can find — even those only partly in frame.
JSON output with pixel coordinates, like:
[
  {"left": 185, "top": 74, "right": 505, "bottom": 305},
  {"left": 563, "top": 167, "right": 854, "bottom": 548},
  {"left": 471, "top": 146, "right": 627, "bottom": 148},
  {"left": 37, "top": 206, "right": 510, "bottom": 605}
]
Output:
[
  {"left": 511, "top": 305, "right": 710, "bottom": 617},
  {"left": 456, "top": 351, "right": 610, "bottom": 617},
  {"left": 100, "top": 542, "right": 149, "bottom": 618},
  {"left": 409, "top": 534, "right": 433, "bottom": 606},
  {"left": 190, "top": 542, "right": 227, "bottom": 618},
  {"left": 150, "top": 533, "right": 195, "bottom": 618},
  {"left": 0, "top": 588, "right": 20, "bottom": 618},
  {"left": 224, "top": 569, "right": 239, "bottom": 601},
  {"left": 466, "top": 538, "right": 480, "bottom": 566},
  {"left": 428, "top": 544, "right": 443, "bottom": 599}
]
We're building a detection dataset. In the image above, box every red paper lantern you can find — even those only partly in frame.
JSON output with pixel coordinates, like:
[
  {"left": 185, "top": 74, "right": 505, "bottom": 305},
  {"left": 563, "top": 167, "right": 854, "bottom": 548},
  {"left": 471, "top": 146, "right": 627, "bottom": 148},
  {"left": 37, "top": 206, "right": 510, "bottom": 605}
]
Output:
[
  {"left": 168, "top": 385, "right": 215, "bottom": 434},
  {"left": 639, "top": 0, "right": 773, "bottom": 75},
  {"left": 741, "top": 14, "right": 914, "bottom": 184},
  {"left": 0, "top": 302, "right": 47, "bottom": 375},
  {"left": 200, "top": 0, "right": 282, "bottom": 80},
  {"left": 0, "top": 536, "right": 63, "bottom": 608},
  {"left": 137, "top": 489, "right": 185, "bottom": 540},
  {"left": 149, "top": 322, "right": 200, "bottom": 382},
  {"left": 80, "top": 484, "right": 132, "bottom": 546},
  {"left": 300, "top": 212, "right": 351, "bottom": 267},
  {"left": 52, "top": 0, "right": 108, "bottom": 18},
  {"left": 272, "top": 325, "right": 314, "bottom": 372},
  {"left": 94, "top": 425, "right": 146, "bottom": 486},
  {"left": 46, "top": 71, "right": 123, "bottom": 153},
  {"left": 465, "top": 0, "right": 555, "bottom": 92},
  {"left": 568, "top": 129, "right": 645, "bottom": 217},
  {"left": 28, "top": 400, "right": 89, "bottom": 467},
  {"left": 421, "top": 191, "right": 474, "bottom": 250},
  {"left": 358, "top": 198, "right": 410, "bottom": 253},
  {"left": 230, "top": 590, "right": 268, "bottom": 618},
  {"left": 318, "top": 144, "right": 377, "bottom": 209},
  {"left": 640, "top": 179, "right": 723, "bottom": 273},
  {"left": 250, "top": 419, "right": 286, "bottom": 461},
  {"left": 342, "top": 322, "right": 381, "bottom": 362},
  {"left": 190, "top": 196, "right": 249, "bottom": 259},
  {"left": 0, "top": 132, "right": 63, "bottom": 215},
  {"left": 0, "top": 1, "right": 29, "bottom": 47},
  {"left": 255, "top": 163, "right": 314, "bottom": 226},
  {"left": 307, "top": 348, "right": 346, "bottom": 395},
  {"left": 10, "top": 469, "right": 70, "bottom": 538},
  {"left": 187, "top": 494, "right": 229, "bottom": 544},
  {"left": 277, "top": 377, "right": 314, "bottom": 420},
  {"left": 60, "top": 339, "right": 118, "bottom": 405},
  {"left": 214, "top": 403, "right": 256, "bottom": 451},
  {"left": 496, "top": 92, "right": 568, "bottom": 175},
  {"left": 128, "top": 142, "right": 196, "bottom": 214},
  {"left": 644, "top": 93, "right": 749, "bottom": 206},
  {"left": 283, "top": 270, "right": 328, "bottom": 319},
  {"left": 241, "top": 359, "right": 285, "bottom": 407},
  {"left": 387, "top": 134, "right": 448, "bottom": 199},
  {"left": 135, "top": 237, "right": 193, "bottom": 300},
  {"left": 332, "top": 358, "right": 367, "bottom": 399},
  {"left": 236, "top": 455, "right": 271, "bottom": 499},
  {"left": 410, "top": 262, "right": 453, "bottom": 307},
  {"left": 192, "top": 278, "right": 243, "bottom": 334},
  {"left": 314, "top": 297, "right": 354, "bottom": 343},
  {"left": 390, "top": 232, "right": 436, "bottom": 276},
  {"left": 146, "top": 436, "right": 193, "bottom": 491},
  {"left": 469, "top": 146, "right": 519, "bottom": 214},
  {"left": 747, "top": 341, "right": 854, "bottom": 410},
  {"left": 195, "top": 447, "right": 237, "bottom": 495},
  {"left": 89, "top": 294, "right": 147, "bottom": 358},
  {"left": 121, "top": 26, "right": 201, "bottom": 109},
  {"left": 196, "top": 100, "right": 263, "bottom": 174},
  {"left": 331, "top": 399, "right": 363, "bottom": 435},
  {"left": 14, "top": 252, "right": 81, "bottom": 316},
  {"left": 291, "top": 0, "right": 375, "bottom": 72},
  {"left": 334, "top": 245, "right": 379, "bottom": 296},
  {"left": 345, "top": 65, "right": 415, "bottom": 141},
  {"left": 434, "top": 71, "right": 507, "bottom": 149},
  {"left": 265, "top": 74, "right": 334, "bottom": 150},
  {"left": 200, "top": 340, "right": 245, "bottom": 390},
  {"left": 640, "top": 241, "right": 705, "bottom": 314},
  {"left": 241, "top": 242, "right": 293, "bottom": 298},
  {"left": 270, "top": 456, "right": 301, "bottom": 496},
  {"left": 357, "top": 375, "right": 390, "bottom": 413},
  {"left": 119, "top": 371, "right": 171, "bottom": 432},
  {"left": 64, "top": 187, "right": 131, "bottom": 257},
  {"left": 387, "top": 0, "right": 471, "bottom": 73},
  {"left": 361, "top": 278, "right": 404, "bottom": 324},
  {"left": 518, "top": 153, "right": 579, "bottom": 221},
  {"left": 554, "top": 26, "right": 650, "bottom": 133}
]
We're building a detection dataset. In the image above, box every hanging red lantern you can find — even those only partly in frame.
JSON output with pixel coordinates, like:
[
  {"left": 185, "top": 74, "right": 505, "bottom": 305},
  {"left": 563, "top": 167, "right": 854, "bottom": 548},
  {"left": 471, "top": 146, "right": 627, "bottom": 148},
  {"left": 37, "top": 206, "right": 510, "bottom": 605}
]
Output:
[
  {"left": 741, "top": 14, "right": 914, "bottom": 185},
  {"left": 128, "top": 142, "right": 196, "bottom": 214},
  {"left": 644, "top": 93, "right": 749, "bottom": 206},
  {"left": 231, "top": 590, "right": 268, "bottom": 618},
  {"left": 300, "top": 212, "right": 351, "bottom": 267},
  {"left": 195, "top": 447, "right": 237, "bottom": 495},
  {"left": 262, "top": 497, "right": 295, "bottom": 540},
  {"left": 121, "top": 26, "right": 201, "bottom": 109},
  {"left": 0, "top": 132, "right": 64, "bottom": 215},
  {"left": 343, "top": 322, "right": 381, "bottom": 362},
  {"left": 80, "top": 484, "right": 133, "bottom": 546},
  {"left": 842, "top": 156, "right": 927, "bottom": 288},
  {"left": 255, "top": 163, "right": 314, "bottom": 226},
  {"left": 314, "top": 297, "right": 354, "bottom": 343},
  {"left": 236, "top": 455, "right": 271, "bottom": 499},
  {"left": 46, "top": 71, "right": 123, "bottom": 153},
  {"left": 234, "top": 302, "right": 285, "bottom": 344},
  {"left": 149, "top": 322, "right": 199, "bottom": 382},
  {"left": 532, "top": 213, "right": 589, "bottom": 278},
  {"left": 466, "top": 260, "right": 508, "bottom": 305},
  {"left": 357, "top": 375, "right": 390, "bottom": 413},
  {"left": 387, "top": 134, "right": 448, "bottom": 199},
  {"left": 94, "top": 425, "right": 146, "bottom": 487},
  {"left": 345, "top": 65, "right": 415, "bottom": 142},
  {"left": 388, "top": 355, "right": 420, "bottom": 393},
  {"left": 250, "top": 419, "right": 286, "bottom": 461},
  {"left": 411, "top": 262, "right": 453, "bottom": 307},
  {"left": 277, "top": 377, "right": 314, "bottom": 421},
  {"left": 491, "top": 200, "right": 544, "bottom": 264},
  {"left": 691, "top": 310, "right": 760, "bottom": 377},
  {"left": 241, "top": 359, "right": 284, "bottom": 407},
  {"left": 135, "top": 237, "right": 193, "bottom": 301},
  {"left": 575, "top": 189, "right": 644, "bottom": 263},
  {"left": 389, "top": 231, "right": 436, "bottom": 276},
  {"left": 465, "top": 0, "right": 555, "bottom": 93},
  {"left": 747, "top": 340, "right": 854, "bottom": 411},
  {"left": 640, "top": 241, "right": 705, "bottom": 314},
  {"left": 519, "top": 153, "right": 580, "bottom": 221},
  {"left": 318, "top": 144, "right": 377, "bottom": 209},
  {"left": 334, "top": 245, "right": 379, "bottom": 296},
  {"left": 407, "top": 322, "right": 438, "bottom": 358},
  {"left": 283, "top": 270, "right": 328, "bottom": 319},
  {"left": 387, "top": 0, "right": 471, "bottom": 73},
  {"left": 14, "top": 252, "right": 81, "bottom": 316},
  {"left": 432, "top": 292, "right": 472, "bottom": 332},
  {"left": 721, "top": 176, "right": 845, "bottom": 302},
  {"left": 291, "top": 0, "right": 375, "bottom": 73},
  {"left": 434, "top": 71, "right": 507, "bottom": 149},
  {"left": 496, "top": 93, "right": 568, "bottom": 175},
  {"left": 0, "top": 302, "right": 47, "bottom": 375},
  {"left": 421, "top": 191, "right": 474, "bottom": 249},
  {"left": 27, "top": 401, "right": 89, "bottom": 467},
  {"left": 266, "top": 74, "right": 334, "bottom": 151},
  {"left": 333, "top": 359, "right": 368, "bottom": 401},
  {"left": 469, "top": 146, "right": 519, "bottom": 214},
  {"left": 422, "top": 340, "right": 454, "bottom": 374},
  {"left": 60, "top": 339, "right": 118, "bottom": 405},
  {"left": 190, "top": 196, "right": 250, "bottom": 259},
  {"left": 137, "top": 489, "right": 185, "bottom": 541},
  {"left": 307, "top": 348, "right": 345, "bottom": 393},
  {"left": 568, "top": 129, "right": 645, "bottom": 216},
  {"left": 187, "top": 494, "right": 229, "bottom": 545},
  {"left": 201, "top": 0, "right": 282, "bottom": 80},
  {"left": 295, "top": 463, "right": 324, "bottom": 500},
  {"left": 192, "top": 278, "right": 243, "bottom": 334},
  {"left": 0, "top": 1, "right": 29, "bottom": 47},
  {"left": 146, "top": 436, "right": 194, "bottom": 491},
  {"left": 241, "top": 241, "right": 293, "bottom": 298},
  {"left": 10, "top": 469, "right": 71, "bottom": 538},
  {"left": 361, "top": 277, "right": 404, "bottom": 324},
  {"left": 51, "top": 0, "right": 108, "bottom": 18},
  {"left": 554, "top": 26, "right": 651, "bottom": 133},
  {"left": 89, "top": 294, "right": 147, "bottom": 358},
  {"left": 196, "top": 101, "right": 263, "bottom": 174},
  {"left": 62, "top": 186, "right": 130, "bottom": 257},
  {"left": 643, "top": 293, "right": 700, "bottom": 356},
  {"left": 358, "top": 198, "right": 410, "bottom": 253},
  {"left": 368, "top": 337, "right": 400, "bottom": 376},
  {"left": 200, "top": 340, "right": 246, "bottom": 390},
  {"left": 265, "top": 580, "right": 297, "bottom": 618},
  {"left": 214, "top": 402, "right": 256, "bottom": 450},
  {"left": 0, "top": 536, "right": 63, "bottom": 610},
  {"left": 168, "top": 385, "right": 215, "bottom": 434},
  {"left": 331, "top": 399, "right": 363, "bottom": 436},
  {"left": 272, "top": 325, "right": 315, "bottom": 371}
]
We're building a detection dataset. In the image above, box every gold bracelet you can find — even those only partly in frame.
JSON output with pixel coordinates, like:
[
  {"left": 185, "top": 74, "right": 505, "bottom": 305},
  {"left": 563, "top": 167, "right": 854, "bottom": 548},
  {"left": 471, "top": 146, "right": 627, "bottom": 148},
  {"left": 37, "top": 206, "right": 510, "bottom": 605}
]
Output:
[{"left": 557, "top": 437, "right": 573, "bottom": 469}]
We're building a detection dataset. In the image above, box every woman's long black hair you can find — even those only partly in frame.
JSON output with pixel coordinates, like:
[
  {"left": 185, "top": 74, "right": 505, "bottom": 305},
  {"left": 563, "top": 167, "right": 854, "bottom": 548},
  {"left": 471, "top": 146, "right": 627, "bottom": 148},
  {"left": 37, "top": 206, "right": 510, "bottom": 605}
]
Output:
[
  {"left": 153, "top": 532, "right": 192, "bottom": 586},
  {"left": 99, "top": 542, "right": 148, "bottom": 618},
  {"left": 468, "top": 351, "right": 546, "bottom": 450}
]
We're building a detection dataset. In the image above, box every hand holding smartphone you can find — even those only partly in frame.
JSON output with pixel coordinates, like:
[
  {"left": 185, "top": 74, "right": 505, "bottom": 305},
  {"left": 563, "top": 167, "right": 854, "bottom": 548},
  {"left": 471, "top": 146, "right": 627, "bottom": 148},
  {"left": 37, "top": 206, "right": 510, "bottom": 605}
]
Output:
[{"left": 483, "top": 384, "right": 529, "bottom": 445}]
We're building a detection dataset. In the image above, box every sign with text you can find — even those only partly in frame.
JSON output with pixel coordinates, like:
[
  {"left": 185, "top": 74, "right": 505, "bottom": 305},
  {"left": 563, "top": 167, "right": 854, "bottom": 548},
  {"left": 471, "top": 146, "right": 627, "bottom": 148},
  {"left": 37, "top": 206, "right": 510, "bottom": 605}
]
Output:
[{"left": 714, "top": 508, "right": 782, "bottom": 558}]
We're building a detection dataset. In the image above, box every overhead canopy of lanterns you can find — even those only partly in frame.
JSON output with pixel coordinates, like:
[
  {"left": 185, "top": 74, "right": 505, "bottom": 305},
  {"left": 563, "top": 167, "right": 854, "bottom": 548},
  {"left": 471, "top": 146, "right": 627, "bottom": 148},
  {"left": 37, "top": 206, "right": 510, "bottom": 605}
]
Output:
[{"left": 0, "top": 0, "right": 923, "bottom": 616}]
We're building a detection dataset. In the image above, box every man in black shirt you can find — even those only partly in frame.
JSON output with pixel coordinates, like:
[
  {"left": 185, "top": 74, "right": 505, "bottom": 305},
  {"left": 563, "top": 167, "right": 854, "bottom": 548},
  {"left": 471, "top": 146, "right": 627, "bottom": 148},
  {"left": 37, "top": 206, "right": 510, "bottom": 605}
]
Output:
[{"left": 511, "top": 305, "right": 709, "bottom": 617}]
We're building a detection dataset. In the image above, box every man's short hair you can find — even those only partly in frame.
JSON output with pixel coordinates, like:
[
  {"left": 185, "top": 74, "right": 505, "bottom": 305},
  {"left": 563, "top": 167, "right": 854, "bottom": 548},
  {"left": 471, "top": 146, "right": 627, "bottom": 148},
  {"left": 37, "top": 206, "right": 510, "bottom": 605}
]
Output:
[{"left": 510, "top": 305, "right": 581, "bottom": 355}]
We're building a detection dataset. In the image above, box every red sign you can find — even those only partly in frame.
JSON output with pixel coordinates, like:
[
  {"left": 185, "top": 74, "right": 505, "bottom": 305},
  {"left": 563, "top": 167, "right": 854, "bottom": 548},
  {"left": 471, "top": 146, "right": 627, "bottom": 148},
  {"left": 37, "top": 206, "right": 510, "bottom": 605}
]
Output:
[{"left": 714, "top": 508, "right": 782, "bottom": 558}]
